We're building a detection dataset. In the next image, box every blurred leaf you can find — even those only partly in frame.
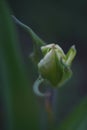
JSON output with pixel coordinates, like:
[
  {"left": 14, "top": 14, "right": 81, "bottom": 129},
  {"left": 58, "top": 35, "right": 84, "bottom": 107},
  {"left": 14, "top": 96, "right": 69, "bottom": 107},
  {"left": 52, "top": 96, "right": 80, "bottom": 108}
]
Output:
[
  {"left": 0, "top": 0, "right": 39, "bottom": 130},
  {"left": 57, "top": 97, "right": 87, "bottom": 130}
]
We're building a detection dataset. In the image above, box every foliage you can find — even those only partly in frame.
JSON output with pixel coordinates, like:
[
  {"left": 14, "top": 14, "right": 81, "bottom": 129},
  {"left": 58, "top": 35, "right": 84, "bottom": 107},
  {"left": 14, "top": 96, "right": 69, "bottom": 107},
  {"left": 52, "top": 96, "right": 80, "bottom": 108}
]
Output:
[{"left": 0, "top": 0, "right": 39, "bottom": 130}]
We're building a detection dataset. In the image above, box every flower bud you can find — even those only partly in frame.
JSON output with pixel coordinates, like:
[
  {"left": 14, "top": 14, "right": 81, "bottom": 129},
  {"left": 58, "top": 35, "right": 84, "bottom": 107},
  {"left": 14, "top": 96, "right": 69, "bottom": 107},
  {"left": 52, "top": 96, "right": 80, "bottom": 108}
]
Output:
[{"left": 38, "top": 43, "right": 76, "bottom": 87}]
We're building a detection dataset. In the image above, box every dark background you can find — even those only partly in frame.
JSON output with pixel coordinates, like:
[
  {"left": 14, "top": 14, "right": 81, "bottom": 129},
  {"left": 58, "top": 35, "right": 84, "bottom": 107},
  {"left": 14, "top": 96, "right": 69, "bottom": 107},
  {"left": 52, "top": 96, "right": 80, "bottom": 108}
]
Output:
[{"left": 1, "top": 0, "right": 87, "bottom": 129}]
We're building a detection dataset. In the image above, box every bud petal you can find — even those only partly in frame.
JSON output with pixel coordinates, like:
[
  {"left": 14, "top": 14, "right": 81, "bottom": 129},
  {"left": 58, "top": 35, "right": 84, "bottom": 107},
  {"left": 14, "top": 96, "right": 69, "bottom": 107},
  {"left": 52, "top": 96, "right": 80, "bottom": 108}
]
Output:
[
  {"left": 38, "top": 44, "right": 76, "bottom": 87},
  {"left": 65, "top": 45, "right": 76, "bottom": 66},
  {"left": 38, "top": 44, "right": 63, "bottom": 86}
]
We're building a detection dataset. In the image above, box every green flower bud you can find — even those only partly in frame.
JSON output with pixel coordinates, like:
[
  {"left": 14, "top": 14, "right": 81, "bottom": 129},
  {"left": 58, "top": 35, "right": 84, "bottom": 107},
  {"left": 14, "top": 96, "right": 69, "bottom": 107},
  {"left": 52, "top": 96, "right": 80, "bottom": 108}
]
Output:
[{"left": 38, "top": 43, "right": 76, "bottom": 87}]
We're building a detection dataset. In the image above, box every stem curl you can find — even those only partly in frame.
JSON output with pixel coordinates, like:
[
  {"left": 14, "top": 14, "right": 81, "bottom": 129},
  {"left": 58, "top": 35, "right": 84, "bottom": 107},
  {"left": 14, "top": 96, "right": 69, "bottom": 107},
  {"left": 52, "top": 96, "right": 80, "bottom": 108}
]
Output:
[{"left": 33, "top": 77, "right": 50, "bottom": 97}]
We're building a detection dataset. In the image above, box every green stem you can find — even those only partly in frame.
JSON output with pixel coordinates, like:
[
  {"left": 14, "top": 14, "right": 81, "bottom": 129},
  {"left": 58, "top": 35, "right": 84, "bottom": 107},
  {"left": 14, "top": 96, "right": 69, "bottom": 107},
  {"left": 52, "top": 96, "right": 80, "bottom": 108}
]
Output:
[
  {"left": 33, "top": 77, "right": 50, "bottom": 97},
  {"left": 33, "top": 77, "right": 44, "bottom": 97},
  {"left": 12, "top": 15, "right": 45, "bottom": 46},
  {"left": 12, "top": 15, "right": 46, "bottom": 64}
]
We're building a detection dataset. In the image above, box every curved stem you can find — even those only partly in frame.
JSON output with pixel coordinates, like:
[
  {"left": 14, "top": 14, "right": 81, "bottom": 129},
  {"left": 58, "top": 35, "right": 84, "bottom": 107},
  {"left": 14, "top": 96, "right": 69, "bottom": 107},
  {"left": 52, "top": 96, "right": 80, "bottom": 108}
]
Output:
[
  {"left": 12, "top": 15, "right": 45, "bottom": 46},
  {"left": 33, "top": 77, "right": 50, "bottom": 97}
]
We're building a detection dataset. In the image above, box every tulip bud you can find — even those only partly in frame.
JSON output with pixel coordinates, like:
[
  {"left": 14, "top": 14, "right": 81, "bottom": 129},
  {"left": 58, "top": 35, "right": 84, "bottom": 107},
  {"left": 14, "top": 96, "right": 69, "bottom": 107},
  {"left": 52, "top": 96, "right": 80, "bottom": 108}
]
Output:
[{"left": 38, "top": 43, "right": 76, "bottom": 87}]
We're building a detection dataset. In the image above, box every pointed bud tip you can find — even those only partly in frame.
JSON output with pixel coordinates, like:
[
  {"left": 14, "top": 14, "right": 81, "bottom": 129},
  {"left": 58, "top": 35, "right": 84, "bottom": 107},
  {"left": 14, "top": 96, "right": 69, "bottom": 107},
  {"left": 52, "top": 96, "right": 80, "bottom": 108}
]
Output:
[{"left": 71, "top": 45, "right": 76, "bottom": 51}]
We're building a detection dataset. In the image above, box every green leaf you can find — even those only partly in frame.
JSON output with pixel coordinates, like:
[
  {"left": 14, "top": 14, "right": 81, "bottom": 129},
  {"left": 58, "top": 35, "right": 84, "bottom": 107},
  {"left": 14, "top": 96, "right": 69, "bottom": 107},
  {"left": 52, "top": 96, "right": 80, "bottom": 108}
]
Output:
[
  {"left": 57, "top": 97, "right": 87, "bottom": 130},
  {"left": 0, "top": 1, "right": 39, "bottom": 130}
]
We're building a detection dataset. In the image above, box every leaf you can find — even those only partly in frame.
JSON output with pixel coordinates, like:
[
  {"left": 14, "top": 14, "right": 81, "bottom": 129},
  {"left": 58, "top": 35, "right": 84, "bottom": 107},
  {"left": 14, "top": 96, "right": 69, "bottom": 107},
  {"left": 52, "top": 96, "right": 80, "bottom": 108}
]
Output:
[
  {"left": 0, "top": 1, "right": 39, "bottom": 130},
  {"left": 57, "top": 97, "right": 87, "bottom": 130}
]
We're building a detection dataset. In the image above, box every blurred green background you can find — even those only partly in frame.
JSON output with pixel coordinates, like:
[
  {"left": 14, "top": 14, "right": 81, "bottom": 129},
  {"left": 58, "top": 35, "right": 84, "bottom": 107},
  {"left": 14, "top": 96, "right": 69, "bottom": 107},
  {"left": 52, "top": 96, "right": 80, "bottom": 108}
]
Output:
[{"left": 0, "top": 0, "right": 87, "bottom": 130}]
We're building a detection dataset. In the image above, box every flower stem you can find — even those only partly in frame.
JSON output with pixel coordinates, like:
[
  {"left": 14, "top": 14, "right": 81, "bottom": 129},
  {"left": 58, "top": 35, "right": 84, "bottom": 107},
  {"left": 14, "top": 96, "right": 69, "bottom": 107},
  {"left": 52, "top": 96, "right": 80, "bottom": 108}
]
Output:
[
  {"left": 12, "top": 15, "right": 45, "bottom": 46},
  {"left": 33, "top": 77, "right": 45, "bottom": 97}
]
